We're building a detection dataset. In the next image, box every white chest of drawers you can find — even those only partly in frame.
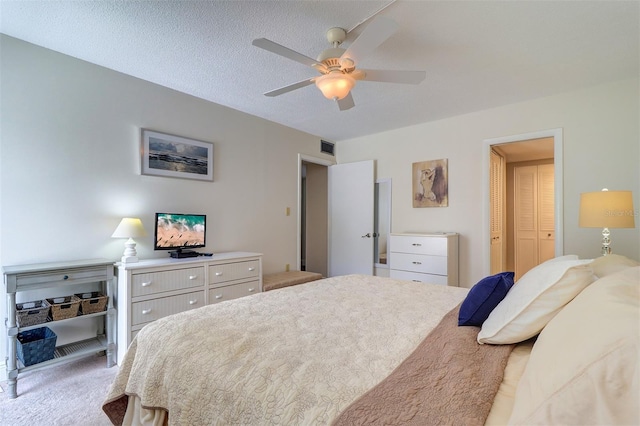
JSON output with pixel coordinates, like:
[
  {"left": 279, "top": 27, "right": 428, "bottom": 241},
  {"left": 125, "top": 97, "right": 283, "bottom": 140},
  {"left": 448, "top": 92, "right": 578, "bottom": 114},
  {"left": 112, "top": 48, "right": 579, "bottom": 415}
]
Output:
[
  {"left": 389, "top": 233, "right": 458, "bottom": 286},
  {"left": 116, "top": 251, "right": 261, "bottom": 364}
]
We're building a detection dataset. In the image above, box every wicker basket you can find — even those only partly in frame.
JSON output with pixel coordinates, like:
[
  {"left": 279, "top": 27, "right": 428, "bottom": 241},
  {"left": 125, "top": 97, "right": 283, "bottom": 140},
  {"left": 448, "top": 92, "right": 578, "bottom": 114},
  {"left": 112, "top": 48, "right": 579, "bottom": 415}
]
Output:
[
  {"left": 16, "top": 299, "right": 51, "bottom": 327},
  {"left": 46, "top": 295, "right": 81, "bottom": 321},
  {"left": 17, "top": 327, "right": 57, "bottom": 366},
  {"left": 75, "top": 292, "right": 108, "bottom": 315}
]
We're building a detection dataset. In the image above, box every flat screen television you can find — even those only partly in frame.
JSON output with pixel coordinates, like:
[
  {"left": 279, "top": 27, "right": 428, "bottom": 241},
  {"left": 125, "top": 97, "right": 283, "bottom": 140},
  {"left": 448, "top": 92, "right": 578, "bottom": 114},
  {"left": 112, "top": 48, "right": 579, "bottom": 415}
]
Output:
[{"left": 154, "top": 213, "right": 206, "bottom": 256}]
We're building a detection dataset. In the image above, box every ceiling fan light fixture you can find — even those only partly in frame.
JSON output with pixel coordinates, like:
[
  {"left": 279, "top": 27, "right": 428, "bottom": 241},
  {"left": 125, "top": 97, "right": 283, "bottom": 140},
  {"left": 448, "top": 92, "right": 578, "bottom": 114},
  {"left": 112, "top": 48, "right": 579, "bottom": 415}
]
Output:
[{"left": 315, "top": 72, "right": 355, "bottom": 100}]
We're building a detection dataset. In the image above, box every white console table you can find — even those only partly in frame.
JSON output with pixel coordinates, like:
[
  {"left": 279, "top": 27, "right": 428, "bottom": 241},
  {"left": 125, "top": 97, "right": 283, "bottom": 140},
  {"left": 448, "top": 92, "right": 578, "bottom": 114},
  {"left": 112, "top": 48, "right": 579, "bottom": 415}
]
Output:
[
  {"left": 3, "top": 258, "right": 116, "bottom": 399},
  {"left": 115, "top": 251, "right": 262, "bottom": 365}
]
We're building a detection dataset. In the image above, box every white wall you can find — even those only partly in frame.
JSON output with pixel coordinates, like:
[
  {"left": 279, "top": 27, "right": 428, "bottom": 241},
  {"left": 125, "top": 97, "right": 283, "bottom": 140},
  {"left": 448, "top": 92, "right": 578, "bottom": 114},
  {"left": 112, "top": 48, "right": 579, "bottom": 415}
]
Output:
[
  {"left": 0, "top": 35, "right": 333, "bottom": 368},
  {"left": 337, "top": 78, "right": 640, "bottom": 287}
]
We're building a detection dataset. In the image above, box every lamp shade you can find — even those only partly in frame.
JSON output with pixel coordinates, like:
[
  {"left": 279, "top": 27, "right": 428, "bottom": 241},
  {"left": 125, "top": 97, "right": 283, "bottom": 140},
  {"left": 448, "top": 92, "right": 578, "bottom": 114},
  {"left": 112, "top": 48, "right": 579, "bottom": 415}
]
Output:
[
  {"left": 315, "top": 72, "right": 355, "bottom": 100},
  {"left": 579, "top": 190, "right": 635, "bottom": 229},
  {"left": 111, "top": 218, "right": 147, "bottom": 238}
]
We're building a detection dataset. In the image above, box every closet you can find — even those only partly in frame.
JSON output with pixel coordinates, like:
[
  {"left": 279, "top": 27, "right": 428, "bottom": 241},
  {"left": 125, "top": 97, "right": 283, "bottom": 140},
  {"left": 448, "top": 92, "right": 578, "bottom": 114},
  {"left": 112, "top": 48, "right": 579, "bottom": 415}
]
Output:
[{"left": 513, "top": 163, "right": 555, "bottom": 279}]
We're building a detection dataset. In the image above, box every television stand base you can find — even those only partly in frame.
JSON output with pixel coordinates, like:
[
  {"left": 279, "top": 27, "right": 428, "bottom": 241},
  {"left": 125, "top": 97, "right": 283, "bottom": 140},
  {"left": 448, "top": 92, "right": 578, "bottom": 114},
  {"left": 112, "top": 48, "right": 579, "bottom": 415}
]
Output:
[{"left": 169, "top": 250, "right": 200, "bottom": 259}]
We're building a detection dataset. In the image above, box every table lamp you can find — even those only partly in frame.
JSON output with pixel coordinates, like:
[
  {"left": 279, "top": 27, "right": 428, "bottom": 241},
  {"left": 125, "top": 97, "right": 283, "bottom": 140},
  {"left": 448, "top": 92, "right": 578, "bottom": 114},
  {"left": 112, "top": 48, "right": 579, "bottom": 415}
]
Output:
[
  {"left": 112, "top": 217, "right": 147, "bottom": 263},
  {"left": 579, "top": 189, "right": 635, "bottom": 255}
]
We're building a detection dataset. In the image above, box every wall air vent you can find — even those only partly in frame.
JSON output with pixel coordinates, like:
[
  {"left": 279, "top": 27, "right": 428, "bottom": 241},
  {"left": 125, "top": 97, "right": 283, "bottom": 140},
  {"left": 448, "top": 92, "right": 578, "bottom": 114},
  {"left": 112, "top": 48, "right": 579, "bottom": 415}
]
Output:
[{"left": 320, "top": 140, "right": 335, "bottom": 156}]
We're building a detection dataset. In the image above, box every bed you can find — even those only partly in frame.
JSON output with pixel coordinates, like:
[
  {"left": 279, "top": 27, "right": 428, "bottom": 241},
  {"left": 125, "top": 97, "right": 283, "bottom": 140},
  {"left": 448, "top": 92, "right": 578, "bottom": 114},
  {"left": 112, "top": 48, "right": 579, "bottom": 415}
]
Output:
[{"left": 103, "top": 254, "right": 639, "bottom": 425}]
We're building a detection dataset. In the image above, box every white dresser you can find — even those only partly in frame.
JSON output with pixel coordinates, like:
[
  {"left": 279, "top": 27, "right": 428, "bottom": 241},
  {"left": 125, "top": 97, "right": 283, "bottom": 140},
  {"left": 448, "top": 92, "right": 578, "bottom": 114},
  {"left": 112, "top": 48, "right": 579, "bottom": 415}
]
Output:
[
  {"left": 116, "top": 251, "right": 261, "bottom": 365},
  {"left": 389, "top": 233, "right": 458, "bottom": 286}
]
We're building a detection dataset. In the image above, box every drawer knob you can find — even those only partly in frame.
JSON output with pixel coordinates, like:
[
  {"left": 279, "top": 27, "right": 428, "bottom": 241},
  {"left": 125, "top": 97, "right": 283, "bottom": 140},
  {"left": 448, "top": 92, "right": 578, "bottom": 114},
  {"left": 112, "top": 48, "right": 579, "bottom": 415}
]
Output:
[
  {"left": 248, "top": 267, "right": 255, "bottom": 271},
  {"left": 215, "top": 272, "right": 223, "bottom": 277},
  {"left": 189, "top": 275, "right": 198, "bottom": 280},
  {"left": 248, "top": 288, "right": 255, "bottom": 292},
  {"left": 189, "top": 299, "right": 198, "bottom": 305},
  {"left": 412, "top": 261, "right": 422, "bottom": 265},
  {"left": 141, "top": 281, "right": 152, "bottom": 287},
  {"left": 63, "top": 275, "right": 69, "bottom": 280},
  {"left": 215, "top": 294, "right": 223, "bottom": 299},
  {"left": 412, "top": 243, "right": 422, "bottom": 246},
  {"left": 142, "top": 308, "right": 152, "bottom": 315}
]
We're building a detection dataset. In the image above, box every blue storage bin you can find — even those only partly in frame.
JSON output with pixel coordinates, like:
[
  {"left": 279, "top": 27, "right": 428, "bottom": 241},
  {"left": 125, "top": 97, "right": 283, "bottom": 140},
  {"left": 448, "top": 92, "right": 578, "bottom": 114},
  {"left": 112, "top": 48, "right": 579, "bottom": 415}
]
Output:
[{"left": 16, "top": 327, "right": 57, "bottom": 367}]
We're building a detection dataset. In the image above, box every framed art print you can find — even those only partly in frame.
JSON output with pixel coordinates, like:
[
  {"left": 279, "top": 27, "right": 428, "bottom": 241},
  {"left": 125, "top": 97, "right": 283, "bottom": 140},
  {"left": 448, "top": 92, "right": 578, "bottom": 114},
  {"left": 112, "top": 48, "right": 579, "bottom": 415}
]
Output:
[
  {"left": 412, "top": 158, "right": 448, "bottom": 207},
  {"left": 141, "top": 129, "right": 213, "bottom": 181}
]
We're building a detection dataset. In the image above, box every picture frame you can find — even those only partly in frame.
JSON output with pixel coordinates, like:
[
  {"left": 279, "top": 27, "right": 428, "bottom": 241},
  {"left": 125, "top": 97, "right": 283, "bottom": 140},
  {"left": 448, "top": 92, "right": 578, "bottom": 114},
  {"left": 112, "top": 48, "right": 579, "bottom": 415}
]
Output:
[
  {"left": 141, "top": 129, "right": 214, "bottom": 181},
  {"left": 412, "top": 158, "right": 449, "bottom": 207}
]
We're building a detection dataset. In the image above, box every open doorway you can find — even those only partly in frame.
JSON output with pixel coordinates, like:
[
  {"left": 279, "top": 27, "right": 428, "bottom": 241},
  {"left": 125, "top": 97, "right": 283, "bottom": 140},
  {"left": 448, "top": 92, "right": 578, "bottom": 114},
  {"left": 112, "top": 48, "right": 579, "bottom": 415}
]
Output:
[
  {"left": 298, "top": 154, "right": 333, "bottom": 276},
  {"left": 483, "top": 129, "right": 564, "bottom": 278},
  {"left": 297, "top": 155, "right": 391, "bottom": 278}
]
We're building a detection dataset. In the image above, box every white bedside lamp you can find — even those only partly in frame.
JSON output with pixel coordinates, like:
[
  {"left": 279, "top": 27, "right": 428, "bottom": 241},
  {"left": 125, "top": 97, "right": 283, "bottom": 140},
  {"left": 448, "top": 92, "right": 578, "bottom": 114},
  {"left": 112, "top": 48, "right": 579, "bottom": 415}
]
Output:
[
  {"left": 112, "top": 217, "right": 147, "bottom": 263},
  {"left": 579, "top": 189, "right": 635, "bottom": 255}
]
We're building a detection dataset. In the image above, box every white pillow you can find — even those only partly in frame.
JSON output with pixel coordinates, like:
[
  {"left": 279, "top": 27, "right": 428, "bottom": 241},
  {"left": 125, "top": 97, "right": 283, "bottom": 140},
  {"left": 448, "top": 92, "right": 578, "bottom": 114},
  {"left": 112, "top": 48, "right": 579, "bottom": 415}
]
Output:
[
  {"left": 508, "top": 266, "right": 640, "bottom": 425},
  {"left": 543, "top": 254, "right": 578, "bottom": 262},
  {"left": 478, "top": 257, "right": 594, "bottom": 344},
  {"left": 590, "top": 253, "right": 639, "bottom": 278}
]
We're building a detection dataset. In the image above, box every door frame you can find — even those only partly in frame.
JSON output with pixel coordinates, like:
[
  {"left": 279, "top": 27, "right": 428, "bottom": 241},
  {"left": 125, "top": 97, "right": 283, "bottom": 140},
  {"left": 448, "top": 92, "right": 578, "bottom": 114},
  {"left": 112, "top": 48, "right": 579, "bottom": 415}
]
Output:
[
  {"left": 482, "top": 128, "right": 564, "bottom": 276},
  {"left": 297, "top": 154, "right": 335, "bottom": 271}
]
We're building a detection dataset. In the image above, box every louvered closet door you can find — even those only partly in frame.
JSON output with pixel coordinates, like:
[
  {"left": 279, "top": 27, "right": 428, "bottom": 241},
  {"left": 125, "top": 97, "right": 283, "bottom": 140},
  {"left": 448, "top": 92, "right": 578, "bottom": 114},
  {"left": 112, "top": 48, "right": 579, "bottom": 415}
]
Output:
[
  {"left": 537, "top": 164, "right": 555, "bottom": 263},
  {"left": 514, "top": 163, "right": 555, "bottom": 280},
  {"left": 514, "top": 165, "right": 538, "bottom": 280},
  {"left": 490, "top": 150, "right": 505, "bottom": 274}
]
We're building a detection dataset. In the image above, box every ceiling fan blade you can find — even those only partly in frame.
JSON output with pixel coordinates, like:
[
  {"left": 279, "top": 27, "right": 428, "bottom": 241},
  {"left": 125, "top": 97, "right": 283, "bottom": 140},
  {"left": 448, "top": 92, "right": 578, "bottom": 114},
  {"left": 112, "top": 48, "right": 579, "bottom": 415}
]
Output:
[
  {"left": 252, "top": 38, "right": 327, "bottom": 73},
  {"left": 337, "top": 92, "right": 355, "bottom": 111},
  {"left": 357, "top": 69, "right": 426, "bottom": 85},
  {"left": 340, "top": 17, "right": 399, "bottom": 65},
  {"left": 264, "top": 78, "right": 316, "bottom": 97}
]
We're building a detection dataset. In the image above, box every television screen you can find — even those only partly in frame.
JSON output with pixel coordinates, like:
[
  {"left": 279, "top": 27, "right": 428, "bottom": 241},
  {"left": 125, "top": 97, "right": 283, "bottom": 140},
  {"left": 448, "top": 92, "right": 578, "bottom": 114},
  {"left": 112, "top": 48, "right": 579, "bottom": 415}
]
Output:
[{"left": 154, "top": 213, "right": 206, "bottom": 250}]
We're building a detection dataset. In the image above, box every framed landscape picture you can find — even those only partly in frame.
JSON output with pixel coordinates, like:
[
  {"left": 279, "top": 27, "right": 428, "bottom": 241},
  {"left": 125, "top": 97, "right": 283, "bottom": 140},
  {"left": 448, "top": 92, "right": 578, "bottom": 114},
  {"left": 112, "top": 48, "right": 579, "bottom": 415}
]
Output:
[{"left": 141, "top": 129, "right": 214, "bottom": 181}]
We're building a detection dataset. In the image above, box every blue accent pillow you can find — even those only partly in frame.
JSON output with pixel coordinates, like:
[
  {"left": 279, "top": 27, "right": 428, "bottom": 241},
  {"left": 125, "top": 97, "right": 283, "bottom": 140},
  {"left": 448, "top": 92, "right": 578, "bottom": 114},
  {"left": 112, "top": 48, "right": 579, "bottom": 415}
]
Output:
[{"left": 458, "top": 271, "right": 515, "bottom": 327}]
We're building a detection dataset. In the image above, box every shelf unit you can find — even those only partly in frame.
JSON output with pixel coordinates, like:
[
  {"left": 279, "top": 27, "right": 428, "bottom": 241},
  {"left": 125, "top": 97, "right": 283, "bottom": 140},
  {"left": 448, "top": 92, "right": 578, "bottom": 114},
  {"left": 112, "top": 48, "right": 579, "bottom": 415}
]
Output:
[{"left": 3, "top": 258, "right": 116, "bottom": 399}]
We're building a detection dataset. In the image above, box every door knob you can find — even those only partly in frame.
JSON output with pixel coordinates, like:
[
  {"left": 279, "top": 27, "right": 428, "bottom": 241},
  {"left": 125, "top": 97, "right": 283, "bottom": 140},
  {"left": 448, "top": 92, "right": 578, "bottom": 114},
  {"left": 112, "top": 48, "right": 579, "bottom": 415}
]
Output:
[{"left": 361, "top": 233, "right": 371, "bottom": 238}]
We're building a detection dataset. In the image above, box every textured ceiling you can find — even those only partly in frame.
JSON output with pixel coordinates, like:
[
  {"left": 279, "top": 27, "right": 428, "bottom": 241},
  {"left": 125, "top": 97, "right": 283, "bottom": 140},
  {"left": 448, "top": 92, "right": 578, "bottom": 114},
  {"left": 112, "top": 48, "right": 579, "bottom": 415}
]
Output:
[{"left": 1, "top": 1, "right": 638, "bottom": 142}]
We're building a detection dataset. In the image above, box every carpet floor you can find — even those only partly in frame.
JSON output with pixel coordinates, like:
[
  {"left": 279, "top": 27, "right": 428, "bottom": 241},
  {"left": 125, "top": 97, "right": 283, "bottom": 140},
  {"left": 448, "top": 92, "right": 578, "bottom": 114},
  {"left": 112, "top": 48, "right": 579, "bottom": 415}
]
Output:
[{"left": 0, "top": 354, "right": 118, "bottom": 425}]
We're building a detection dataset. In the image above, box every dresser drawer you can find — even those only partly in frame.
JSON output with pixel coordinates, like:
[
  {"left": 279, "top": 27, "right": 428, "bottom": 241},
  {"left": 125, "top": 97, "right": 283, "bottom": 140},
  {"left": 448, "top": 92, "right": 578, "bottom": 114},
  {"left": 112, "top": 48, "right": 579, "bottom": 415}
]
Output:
[
  {"left": 390, "top": 253, "right": 448, "bottom": 275},
  {"left": 209, "top": 280, "right": 260, "bottom": 304},
  {"left": 209, "top": 260, "right": 260, "bottom": 285},
  {"left": 15, "top": 265, "right": 110, "bottom": 288},
  {"left": 389, "top": 235, "right": 448, "bottom": 256},
  {"left": 390, "top": 270, "right": 448, "bottom": 286},
  {"left": 131, "top": 267, "right": 204, "bottom": 297},
  {"left": 131, "top": 290, "right": 204, "bottom": 326}
]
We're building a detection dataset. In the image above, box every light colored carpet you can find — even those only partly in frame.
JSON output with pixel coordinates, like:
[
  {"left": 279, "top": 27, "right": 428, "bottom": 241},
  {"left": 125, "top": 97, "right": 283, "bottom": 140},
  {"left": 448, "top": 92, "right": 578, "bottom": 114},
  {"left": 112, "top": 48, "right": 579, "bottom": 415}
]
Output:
[{"left": 0, "top": 354, "right": 118, "bottom": 425}]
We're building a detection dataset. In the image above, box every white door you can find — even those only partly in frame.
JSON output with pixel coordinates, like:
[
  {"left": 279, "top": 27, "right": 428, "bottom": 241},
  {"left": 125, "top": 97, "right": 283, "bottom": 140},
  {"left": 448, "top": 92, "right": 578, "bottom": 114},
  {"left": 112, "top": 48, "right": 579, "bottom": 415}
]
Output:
[{"left": 328, "top": 160, "right": 374, "bottom": 276}]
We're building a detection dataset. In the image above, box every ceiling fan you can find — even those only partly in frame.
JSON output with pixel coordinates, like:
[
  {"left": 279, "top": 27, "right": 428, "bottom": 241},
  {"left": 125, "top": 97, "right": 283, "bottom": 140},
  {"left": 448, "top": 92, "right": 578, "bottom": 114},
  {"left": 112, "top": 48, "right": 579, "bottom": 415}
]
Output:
[{"left": 252, "top": 17, "right": 426, "bottom": 111}]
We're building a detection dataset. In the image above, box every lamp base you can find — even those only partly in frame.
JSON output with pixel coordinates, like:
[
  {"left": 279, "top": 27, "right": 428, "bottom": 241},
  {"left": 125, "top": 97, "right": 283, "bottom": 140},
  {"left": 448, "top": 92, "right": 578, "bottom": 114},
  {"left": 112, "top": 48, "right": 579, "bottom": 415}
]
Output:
[
  {"left": 601, "top": 227, "right": 612, "bottom": 256},
  {"left": 120, "top": 238, "right": 139, "bottom": 263}
]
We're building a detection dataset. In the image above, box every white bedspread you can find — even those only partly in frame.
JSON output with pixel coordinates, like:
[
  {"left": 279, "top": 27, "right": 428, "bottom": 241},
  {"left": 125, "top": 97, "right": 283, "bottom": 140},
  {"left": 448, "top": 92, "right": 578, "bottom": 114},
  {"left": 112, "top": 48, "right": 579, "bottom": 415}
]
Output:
[{"left": 103, "top": 274, "right": 468, "bottom": 425}]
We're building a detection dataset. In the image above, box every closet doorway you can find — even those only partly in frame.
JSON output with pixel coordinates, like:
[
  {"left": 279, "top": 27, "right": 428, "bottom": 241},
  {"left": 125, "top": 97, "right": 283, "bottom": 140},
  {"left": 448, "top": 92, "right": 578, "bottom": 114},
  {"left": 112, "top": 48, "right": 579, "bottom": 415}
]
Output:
[{"left": 483, "top": 129, "right": 564, "bottom": 278}]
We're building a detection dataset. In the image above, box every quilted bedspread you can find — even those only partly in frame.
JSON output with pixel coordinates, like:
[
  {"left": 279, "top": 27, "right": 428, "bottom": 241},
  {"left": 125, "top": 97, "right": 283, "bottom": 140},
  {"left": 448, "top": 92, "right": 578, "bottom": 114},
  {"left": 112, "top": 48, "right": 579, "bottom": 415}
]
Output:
[
  {"left": 332, "top": 306, "right": 514, "bottom": 425},
  {"left": 103, "top": 274, "right": 468, "bottom": 425}
]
